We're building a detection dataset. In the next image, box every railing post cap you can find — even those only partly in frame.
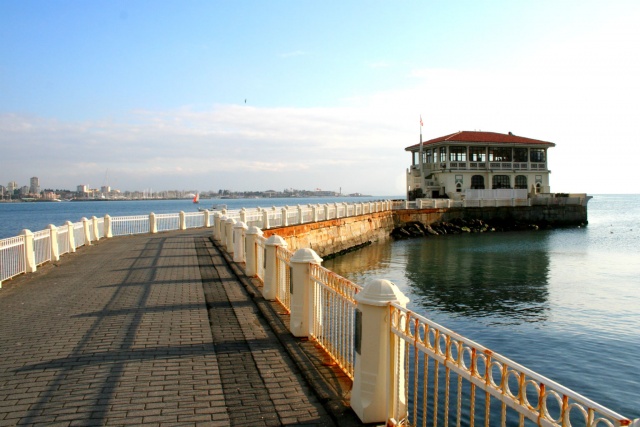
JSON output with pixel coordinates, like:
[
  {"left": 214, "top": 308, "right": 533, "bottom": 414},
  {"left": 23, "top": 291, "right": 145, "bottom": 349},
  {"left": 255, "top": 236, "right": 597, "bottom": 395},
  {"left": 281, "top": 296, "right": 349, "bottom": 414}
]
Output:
[
  {"left": 265, "top": 234, "right": 287, "bottom": 247},
  {"left": 81, "top": 217, "right": 88, "bottom": 221},
  {"left": 246, "top": 226, "right": 263, "bottom": 236},
  {"left": 355, "top": 279, "right": 409, "bottom": 306},
  {"left": 20, "top": 229, "right": 33, "bottom": 236},
  {"left": 234, "top": 221, "right": 248, "bottom": 230},
  {"left": 219, "top": 215, "right": 228, "bottom": 221},
  {"left": 225, "top": 217, "right": 236, "bottom": 225},
  {"left": 48, "top": 224, "right": 57, "bottom": 230},
  {"left": 105, "top": 214, "right": 111, "bottom": 218},
  {"left": 290, "top": 248, "right": 323, "bottom": 264},
  {"left": 66, "top": 221, "right": 73, "bottom": 225}
]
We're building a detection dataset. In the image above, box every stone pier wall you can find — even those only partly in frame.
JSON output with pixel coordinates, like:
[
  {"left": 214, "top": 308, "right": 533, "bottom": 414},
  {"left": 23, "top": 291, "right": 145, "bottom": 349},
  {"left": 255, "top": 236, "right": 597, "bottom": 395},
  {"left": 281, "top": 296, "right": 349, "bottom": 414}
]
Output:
[
  {"left": 393, "top": 205, "right": 589, "bottom": 227},
  {"left": 262, "top": 211, "right": 395, "bottom": 257},
  {"left": 262, "top": 205, "right": 587, "bottom": 257}
]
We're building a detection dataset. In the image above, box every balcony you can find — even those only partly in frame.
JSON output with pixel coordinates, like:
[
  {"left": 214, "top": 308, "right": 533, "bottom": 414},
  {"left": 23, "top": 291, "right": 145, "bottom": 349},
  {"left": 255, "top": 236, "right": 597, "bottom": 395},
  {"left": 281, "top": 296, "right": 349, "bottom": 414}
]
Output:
[{"left": 424, "top": 161, "right": 547, "bottom": 171}]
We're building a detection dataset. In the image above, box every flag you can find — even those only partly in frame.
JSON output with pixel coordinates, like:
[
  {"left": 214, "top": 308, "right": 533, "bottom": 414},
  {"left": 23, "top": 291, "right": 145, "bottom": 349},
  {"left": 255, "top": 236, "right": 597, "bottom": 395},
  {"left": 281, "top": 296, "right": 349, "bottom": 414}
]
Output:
[{"left": 420, "top": 115, "right": 423, "bottom": 127}]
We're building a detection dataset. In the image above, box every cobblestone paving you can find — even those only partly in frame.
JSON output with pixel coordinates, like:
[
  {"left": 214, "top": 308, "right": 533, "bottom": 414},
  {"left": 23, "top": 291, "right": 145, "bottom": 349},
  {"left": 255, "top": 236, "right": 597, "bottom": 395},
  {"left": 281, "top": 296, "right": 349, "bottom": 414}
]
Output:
[{"left": 0, "top": 230, "right": 336, "bottom": 426}]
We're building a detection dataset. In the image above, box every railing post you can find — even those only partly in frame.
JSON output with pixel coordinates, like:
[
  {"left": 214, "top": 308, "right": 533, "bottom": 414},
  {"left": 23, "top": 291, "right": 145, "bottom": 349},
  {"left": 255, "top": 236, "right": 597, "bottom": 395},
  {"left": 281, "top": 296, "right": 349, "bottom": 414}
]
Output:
[
  {"left": 297, "top": 205, "right": 303, "bottom": 224},
  {"left": 289, "top": 248, "right": 323, "bottom": 337},
  {"left": 20, "top": 229, "right": 37, "bottom": 273},
  {"left": 179, "top": 211, "right": 186, "bottom": 230},
  {"left": 282, "top": 207, "right": 288, "bottom": 226},
  {"left": 218, "top": 215, "right": 228, "bottom": 244},
  {"left": 324, "top": 204, "right": 330, "bottom": 220},
  {"left": 149, "top": 212, "right": 158, "bottom": 234},
  {"left": 352, "top": 279, "right": 409, "bottom": 424},
  {"left": 204, "top": 210, "right": 211, "bottom": 228},
  {"left": 104, "top": 214, "right": 113, "bottom": 238},
  {"left": 92, "top": 216, "right": 100, "bottom": 241},
  {"left": 263, "top": 235, "right": 286, "bottom": 301},
  {"left": 312, "top": 205, "right": 319, "bottom": 222},
  {"left": 245, "top": 226, "right": 263, "bottom": 277},
  {"left": 67, "top": 221, "right": 76, "bottom": 252},
  {"left": 233, "top": 221, "right": 248, "bottom": 263},
  {"left": 262, "top": 209, "right": 270, "bottom": 230},
  {"left": 335, "top": 203, "right": 341, "bottom": 219},
  {"left": 225, "top": 218, "right": 236, "bottom": 254},
  {"left": 82, "top": 217, "right": 92, "bottom": 246},
  {"left": 240, "top": 208, "right": 247, "bottom": 224},
  {"left": 212, "top": 213, "right": 222, "bottom": 241},
  {"left": 49, "top": 224, "right": 60, "bottom": 262}
]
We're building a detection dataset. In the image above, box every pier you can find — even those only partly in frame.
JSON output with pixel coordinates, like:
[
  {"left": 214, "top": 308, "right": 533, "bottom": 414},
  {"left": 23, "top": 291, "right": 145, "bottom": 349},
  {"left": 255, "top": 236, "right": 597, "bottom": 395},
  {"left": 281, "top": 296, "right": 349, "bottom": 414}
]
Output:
[{"left": 2, "top": 200, "right": 637, "bottom": 426}]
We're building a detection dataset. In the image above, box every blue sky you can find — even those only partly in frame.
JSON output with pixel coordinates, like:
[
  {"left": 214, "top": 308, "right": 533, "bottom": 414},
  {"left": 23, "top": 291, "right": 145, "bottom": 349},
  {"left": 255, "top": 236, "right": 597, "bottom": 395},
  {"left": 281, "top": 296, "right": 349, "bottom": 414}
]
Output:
[{"left": 1, "top": 1, "right": 639, "bottom": 195}]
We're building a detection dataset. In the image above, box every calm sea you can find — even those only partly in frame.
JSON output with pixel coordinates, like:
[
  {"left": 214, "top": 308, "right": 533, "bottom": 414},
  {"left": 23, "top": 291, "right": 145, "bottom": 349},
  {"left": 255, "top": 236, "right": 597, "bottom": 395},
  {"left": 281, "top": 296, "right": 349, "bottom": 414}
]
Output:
[
  {"left": 1, "top": 195, "right": 638, "bottom": 418},
  {"left": 324, "top": 194, "right": 640, "bottom": 419}
]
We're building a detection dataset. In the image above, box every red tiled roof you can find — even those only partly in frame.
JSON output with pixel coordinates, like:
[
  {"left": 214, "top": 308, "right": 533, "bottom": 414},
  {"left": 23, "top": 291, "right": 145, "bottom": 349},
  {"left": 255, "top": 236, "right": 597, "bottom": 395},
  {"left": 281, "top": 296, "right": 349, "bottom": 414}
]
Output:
[{"left": 405, "top": 131, "right": 555, "bottom": 151}]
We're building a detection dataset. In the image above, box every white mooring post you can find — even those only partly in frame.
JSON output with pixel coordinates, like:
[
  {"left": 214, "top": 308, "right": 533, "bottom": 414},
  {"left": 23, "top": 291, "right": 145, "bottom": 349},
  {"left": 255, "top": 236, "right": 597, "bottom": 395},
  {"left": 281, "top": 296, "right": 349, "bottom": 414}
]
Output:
[
  {"left": 20, "top": 229, "right": 37, "bottom": 273},
  {"left": 82, "top": 218, "right": 92, "bottom": 246},
  {"left": 92, "top": 216, "right": 100, "bottom": 241},
  {"left": 289, "top": 248, "right": 323, "bottom": 337},
  {"left": 67, "top": 221, "right": 76, "bottom": 253},
  {"left": 49, "top": 224, "right": 60, "bottom": 262},
  {"left": 263, "top": 235, "right": 287, "bottom": 301},
  {"left": 233, "top": 221, "right": 248, "bottom": 263},
  {"left": 149, "top": 213, "right": 158, "bottom": 234},
  {"left": 225, "top": 218, "right": 236, "bottom": 254},
  {"left": 212, "top": 213, "right": 222, "bottom": 241},
  {"left": 351, "top": 279, "right": 409, "bottom": 424},
  {"left": 104, "top": 214, "right": 113, "bottom": 238},
  {"left": 244, "top": 226, "right": 263, "bottom": 277},
  {"left": 218, "top": 215, "right": 228, "bottom": 244},
  {"left": 179, "top": 211, "right": 186, "bottom": 230}
]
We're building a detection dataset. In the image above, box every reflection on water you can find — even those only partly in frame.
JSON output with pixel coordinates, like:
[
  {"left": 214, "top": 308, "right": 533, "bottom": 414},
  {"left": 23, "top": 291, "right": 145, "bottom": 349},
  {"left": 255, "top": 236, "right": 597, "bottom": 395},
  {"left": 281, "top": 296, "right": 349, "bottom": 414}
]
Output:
[{"left": 325, "top": 231, "right": 552, "bottom": 324}]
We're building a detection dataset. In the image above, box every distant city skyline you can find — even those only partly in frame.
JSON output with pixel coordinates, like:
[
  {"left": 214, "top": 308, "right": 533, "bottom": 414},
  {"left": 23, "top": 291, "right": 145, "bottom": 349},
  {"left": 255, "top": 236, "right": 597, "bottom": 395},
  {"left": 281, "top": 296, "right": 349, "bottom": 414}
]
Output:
[{"left": 2, "top": 1, "right": 639, "bottom": 195}]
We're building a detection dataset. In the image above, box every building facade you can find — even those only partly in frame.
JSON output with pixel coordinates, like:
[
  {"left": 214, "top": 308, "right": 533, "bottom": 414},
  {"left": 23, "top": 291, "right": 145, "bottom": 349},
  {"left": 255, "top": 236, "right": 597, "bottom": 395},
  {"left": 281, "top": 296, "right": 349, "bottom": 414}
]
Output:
[{"left": 405, "top": 131, "right": 555, "bottom": 200}]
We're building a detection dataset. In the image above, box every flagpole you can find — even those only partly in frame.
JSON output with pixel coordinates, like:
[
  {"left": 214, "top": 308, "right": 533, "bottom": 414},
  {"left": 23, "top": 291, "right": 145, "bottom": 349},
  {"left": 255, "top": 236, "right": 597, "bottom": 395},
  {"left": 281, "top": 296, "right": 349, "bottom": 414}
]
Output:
[{"left": 419, "top": 116, "right": 424, "bottom": 187}]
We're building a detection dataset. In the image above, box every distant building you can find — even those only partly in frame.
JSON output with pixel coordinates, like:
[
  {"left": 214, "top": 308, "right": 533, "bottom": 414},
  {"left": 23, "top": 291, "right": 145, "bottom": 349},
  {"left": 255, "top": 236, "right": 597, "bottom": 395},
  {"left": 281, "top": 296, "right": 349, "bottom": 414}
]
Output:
[
  {"left": 7, "top": 181, "right": 18, "bottom": 194},
  {"left": 405, "top": 131, "right": 554, "bottom": 200},
  {"left": 30, "top": 177, "right": 40, "bottom": 196}
]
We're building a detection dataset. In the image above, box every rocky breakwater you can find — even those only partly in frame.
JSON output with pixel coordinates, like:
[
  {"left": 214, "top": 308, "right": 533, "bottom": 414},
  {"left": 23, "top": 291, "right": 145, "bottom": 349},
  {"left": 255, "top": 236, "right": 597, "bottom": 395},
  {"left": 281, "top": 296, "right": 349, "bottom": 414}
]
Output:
[{"left": 390, "top": 217, "right": 575, "bottom": 239}]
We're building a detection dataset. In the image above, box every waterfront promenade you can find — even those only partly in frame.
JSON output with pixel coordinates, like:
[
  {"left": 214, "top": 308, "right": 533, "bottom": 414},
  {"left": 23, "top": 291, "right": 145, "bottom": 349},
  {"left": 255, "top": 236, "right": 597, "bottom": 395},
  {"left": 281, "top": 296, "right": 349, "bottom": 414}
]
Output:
[{"left": 0, "top": 229, "right": 355, "bottom": 426}]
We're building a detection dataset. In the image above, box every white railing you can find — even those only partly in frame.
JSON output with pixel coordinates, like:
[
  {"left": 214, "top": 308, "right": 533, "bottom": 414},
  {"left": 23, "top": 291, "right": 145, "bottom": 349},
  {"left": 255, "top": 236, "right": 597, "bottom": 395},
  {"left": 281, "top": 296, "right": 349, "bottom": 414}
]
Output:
[
  {"left": 156, "top": 213, "right": 180, "bottom": 232},
  {"left": 310, "top": 263, "right": 362, "bottom": 380},
  {"left": 33, "top": 229, "right": 51, "bottom": 266},
  {"left": 275, "top": 245, "right": 293, "bottom": 312},
  {"left": 57, "top": 226, "right": 70, "bottom": 256},
  {"left": 388, "top": 303, "right": 636, "bottom": 427},
  {"left": 184, "top": 212, "right": 205, "bottom": 229},
  {"left": 111, "top": 215, "right": 150, "bottom": 236},
  {"left": 255, "top": 235, "right": 266, "bottom": 282},
  {"left": 230, "top": 222, "right": 636, "bottom": 427},
  {"left": 0, "top": 236, "right": 26, "bottom": 284},
  {"left": 73, "top": 222, "right": 85, "bottom": 247}
]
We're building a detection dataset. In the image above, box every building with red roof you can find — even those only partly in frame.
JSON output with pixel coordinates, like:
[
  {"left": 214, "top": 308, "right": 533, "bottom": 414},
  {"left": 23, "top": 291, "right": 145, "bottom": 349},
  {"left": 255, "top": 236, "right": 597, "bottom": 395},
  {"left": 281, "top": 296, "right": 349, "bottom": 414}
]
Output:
[{"left": 405, "top": 131, "right": 555, "bottom": 199}]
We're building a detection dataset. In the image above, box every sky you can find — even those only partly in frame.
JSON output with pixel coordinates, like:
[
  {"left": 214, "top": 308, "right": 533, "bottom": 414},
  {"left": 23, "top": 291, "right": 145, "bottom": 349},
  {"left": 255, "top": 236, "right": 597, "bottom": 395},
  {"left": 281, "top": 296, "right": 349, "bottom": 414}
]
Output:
[{"left": 1, "top": 1, "right": 639, "bottom": 196}]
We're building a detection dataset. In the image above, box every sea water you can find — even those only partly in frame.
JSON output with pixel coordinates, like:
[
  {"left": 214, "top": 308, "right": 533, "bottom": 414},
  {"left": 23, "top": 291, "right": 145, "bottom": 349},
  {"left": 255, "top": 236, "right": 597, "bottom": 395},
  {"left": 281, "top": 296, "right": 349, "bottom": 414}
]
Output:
[{"left": 324, "top": 194, "right": 640, "bottom": 419}]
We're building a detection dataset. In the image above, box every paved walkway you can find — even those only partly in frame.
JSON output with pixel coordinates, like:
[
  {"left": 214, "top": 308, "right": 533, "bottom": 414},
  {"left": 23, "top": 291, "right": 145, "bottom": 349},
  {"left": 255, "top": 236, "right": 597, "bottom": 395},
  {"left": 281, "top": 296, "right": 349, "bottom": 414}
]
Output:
[{"left": 0, "top": 230, "right": 352, "bottom": 426}]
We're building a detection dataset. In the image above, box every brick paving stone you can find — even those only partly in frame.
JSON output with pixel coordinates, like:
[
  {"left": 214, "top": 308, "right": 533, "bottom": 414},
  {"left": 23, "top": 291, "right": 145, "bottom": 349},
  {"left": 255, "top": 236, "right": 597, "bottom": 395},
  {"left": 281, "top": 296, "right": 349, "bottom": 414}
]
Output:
[{"left": 0, "top": 229, "right": 351, "bottom": 426}]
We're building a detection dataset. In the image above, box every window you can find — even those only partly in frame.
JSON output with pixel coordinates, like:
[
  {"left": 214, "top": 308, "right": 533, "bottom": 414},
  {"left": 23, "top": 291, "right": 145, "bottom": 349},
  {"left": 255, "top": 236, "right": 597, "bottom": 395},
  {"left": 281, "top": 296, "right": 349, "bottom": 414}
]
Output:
[
  {"left": 489, "top": 147, "right": 511, "bottom": 162},
  {"left": 449, "top": 146, "right": 467, "bottom": 161},
  {"left": 426, "top": 150, "right": 432, "bottom": 164},
  {"left": 530, "top": 149, "right": 546, "bottom": 162},
  {"left": 469, "top": 147, "right": 486, "bottom": 162},
  {"left": 513, "top": 148, "right": 528, "bottom": 162},
  {"left": 492, "top": 175, "right": 511, "bottom": 189},
  {"left": 471, "top": 175, "right": 485, "bottom": 189},
  {"left": 439, "top": 147, "right": 447, "bottom": 163},
  {"left": 456, "top": 183, "right": 462, "bottom": 193},
  {"left": 515, "top": 175, "right": 528, "bottom": 189}
]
